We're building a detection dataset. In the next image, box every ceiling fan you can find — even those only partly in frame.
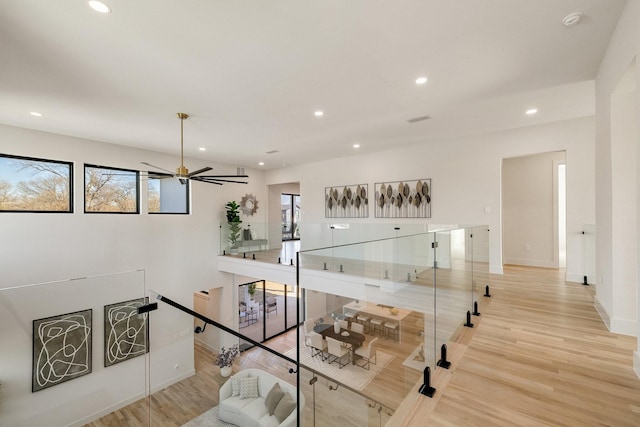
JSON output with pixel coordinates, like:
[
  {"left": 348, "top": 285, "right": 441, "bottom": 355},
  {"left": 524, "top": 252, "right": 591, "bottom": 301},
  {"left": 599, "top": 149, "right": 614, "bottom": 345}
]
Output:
[{"left": 142, "top": 113, "right": 249, "bottom": 186}]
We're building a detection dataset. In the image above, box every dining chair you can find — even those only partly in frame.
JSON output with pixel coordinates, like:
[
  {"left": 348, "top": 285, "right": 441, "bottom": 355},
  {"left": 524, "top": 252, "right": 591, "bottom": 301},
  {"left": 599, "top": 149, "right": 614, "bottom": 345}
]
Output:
[
  {"left": 303, "top": 319, "right": 316, "bottom": 354},
  {"left": 350, "top": 322, "right": 364, "bottom": 335},
  {"left": 354, "top": 337, "right": 378, "bottom": 370},
  {"left": 309, "top": 332, "right": 327, "bottom": 361},
  {"left": 326, "top": 337, "right": 350, "bottom": 368}
]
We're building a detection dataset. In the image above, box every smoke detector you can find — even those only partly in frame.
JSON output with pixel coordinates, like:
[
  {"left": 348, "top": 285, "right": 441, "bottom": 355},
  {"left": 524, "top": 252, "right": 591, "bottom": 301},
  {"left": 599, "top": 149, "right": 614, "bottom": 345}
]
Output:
[{"left": 562, "top": 12, "right": 583, "bottom": 27}]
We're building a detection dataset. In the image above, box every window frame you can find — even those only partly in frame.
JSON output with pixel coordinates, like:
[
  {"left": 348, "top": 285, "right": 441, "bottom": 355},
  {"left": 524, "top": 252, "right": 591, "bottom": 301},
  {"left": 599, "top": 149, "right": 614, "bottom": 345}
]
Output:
[
  {"left": 0, "top": 153, "right": 74, "bottom": 213},
  {"left": 84, "top": 163, "right": 140, "bottom": 214},
  {"left": 147, "top": 174, "right": 191, "bottom": 215}
]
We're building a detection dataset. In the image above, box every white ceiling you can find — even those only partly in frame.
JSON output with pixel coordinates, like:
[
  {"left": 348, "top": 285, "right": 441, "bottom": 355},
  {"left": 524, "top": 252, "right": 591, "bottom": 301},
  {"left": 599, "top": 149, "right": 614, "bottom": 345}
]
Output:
[{"left": 0, "top": 0, "right": 626, "bottom": 170}]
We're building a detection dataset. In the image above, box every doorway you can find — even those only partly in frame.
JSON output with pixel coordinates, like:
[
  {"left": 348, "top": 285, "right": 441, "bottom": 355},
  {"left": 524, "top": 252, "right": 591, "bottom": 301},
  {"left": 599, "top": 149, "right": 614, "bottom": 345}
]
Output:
[
  {"left": 558, "top": 163, "right": 566, "bottom": 268},
  {"left": 502, "top": 151, "right": 566, "bottom": 268},
  {"left": 281, "top": 193, "right": 300, "bottom": 241}
]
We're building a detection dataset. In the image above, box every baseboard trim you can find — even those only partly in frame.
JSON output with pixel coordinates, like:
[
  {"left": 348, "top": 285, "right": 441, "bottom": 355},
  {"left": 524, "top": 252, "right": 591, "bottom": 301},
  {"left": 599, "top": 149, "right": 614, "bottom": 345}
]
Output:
[
  {"left": 610, "top": 317, "right": 638, "bottom": 336},
  {"left": 69, "top": 369, "right": 196, "bottom": 427},
  {"left": 593, "top": 296, "right": 611, "bottom": 330},
  {"left": 634, "top": 351, "right": 640, "bottom": 379},
  {"left": 490, "top": 265, "right": 503, "bottom": 275},
  {"left": 502, "top": 258, "right": 556, "bottom": 268}
]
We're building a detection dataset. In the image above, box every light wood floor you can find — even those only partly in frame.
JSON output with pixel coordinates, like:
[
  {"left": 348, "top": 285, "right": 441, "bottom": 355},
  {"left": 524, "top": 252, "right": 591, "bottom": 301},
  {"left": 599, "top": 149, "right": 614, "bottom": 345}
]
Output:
[
  {"left": 87, "top": 266, "right": 640, "bottom": 426},
  {"left": 391, "top": 265, "right": 640, "bottom": 426}
]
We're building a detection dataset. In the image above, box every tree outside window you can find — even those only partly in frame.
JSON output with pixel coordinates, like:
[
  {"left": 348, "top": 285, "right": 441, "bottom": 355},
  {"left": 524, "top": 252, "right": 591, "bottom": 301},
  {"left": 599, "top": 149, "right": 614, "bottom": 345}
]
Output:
[
  {"left": 84, "top": 164, "right": 139, "bottom": 213},
  {"left": 0, "top": 154, "right": 73, "bottom": 212}
]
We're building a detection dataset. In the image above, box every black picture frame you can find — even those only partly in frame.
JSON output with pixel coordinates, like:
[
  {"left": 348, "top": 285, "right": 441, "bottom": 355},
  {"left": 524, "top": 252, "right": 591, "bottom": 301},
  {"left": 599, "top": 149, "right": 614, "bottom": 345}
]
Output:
[
  {"left": 104, "top": 298, "right": 149, "bottom": 367},
  {"left": 32, "top": 309, "right": 92, "bottom": 392}
]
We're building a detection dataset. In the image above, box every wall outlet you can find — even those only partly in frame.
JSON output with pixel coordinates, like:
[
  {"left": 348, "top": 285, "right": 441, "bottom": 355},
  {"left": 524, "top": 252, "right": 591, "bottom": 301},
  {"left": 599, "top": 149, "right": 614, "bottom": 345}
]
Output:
[{"left": 525, "top": 243, "right": 531, "bottom": 250}]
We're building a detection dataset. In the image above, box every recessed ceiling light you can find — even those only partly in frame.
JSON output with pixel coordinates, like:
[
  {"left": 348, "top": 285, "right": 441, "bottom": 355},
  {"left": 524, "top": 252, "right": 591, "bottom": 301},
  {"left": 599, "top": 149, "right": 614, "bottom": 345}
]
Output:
[
  {"left": 526, "top": 108, "right": 538, "bottom": 115},
  {"left": 562, "top": 12, "right": 583, "bottom": 27},
  {"left": 89, "top": 1, "right": 111, "bottom": 13},
  {"left": 415, "top": 76, "right": 428, "bottom": 85},
  {"left": 314, "top": 111, "right": 324, "bottom": 117},
  {"left": 30, "top": 111, "right": 43, "bottom": 117},
  {"left": 199, "top": 147, "right": 206, "bottom": 151},
  {"left": 353, "top": 144, "right": 360, "bottom": 149},
  {"left": 258, "top": 162, "right": 265, "bottom": 166}
]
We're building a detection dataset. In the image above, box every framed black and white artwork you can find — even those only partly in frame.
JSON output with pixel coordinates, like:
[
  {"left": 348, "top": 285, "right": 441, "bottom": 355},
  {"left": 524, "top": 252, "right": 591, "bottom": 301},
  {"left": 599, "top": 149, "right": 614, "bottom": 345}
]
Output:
[
  {"left": 104, "top": 298, "right": 149, "bottom": 367},
  {"left": 32, "top": 309, "right": 92, "bottom": 392},
  {"left": 374, "top": 179, "right": 431, "bottom": 218},
  {"left": 325, "top": 184, "right": 369, "bottom": 218}
]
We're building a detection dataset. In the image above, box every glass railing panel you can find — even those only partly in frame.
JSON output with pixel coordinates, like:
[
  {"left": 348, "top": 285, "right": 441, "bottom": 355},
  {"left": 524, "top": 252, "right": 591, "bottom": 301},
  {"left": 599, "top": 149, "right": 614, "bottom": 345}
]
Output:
[
  {"left": 298, "top": 238, "right": 435, "bottom": 418},
  {"left": 299, "top": 364, "right": 393, "bottom": 426},
  {"left": 301, "top": 223, "right": 430, "bottom": 252},
  {"left": 147, "top": 291, "right": 301, "bottom": 427},
  {"left": 220, "top": 221, "right": 270, "bottom": 254},
  {"left": 299, "top": 288, "right": 427, "bottom": 423},
  {"left": 472, "top": 225, "right": 491, "bottom": 300},
  {"left": 433, "top": 228, "right": 475, "bottom": 360},
  {"left": 219, "top": 221, "right": 304, "bottom": 266},
  {"left": 0, "top": 270, "right": 147, "bottom": 427},
  {"left": 299, "top": 232, "right": 435, "bottom": 281}
]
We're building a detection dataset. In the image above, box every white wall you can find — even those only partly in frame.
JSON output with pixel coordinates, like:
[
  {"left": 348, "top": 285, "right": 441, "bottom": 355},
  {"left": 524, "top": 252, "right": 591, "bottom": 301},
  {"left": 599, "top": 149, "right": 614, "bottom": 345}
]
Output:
[
  {"left": 502, "top": 151, "right": 566, "bottom": 268},
  {"left": 266, "top": 117, "right": 596, "bottom": 280},
  {"left": 0, "top": 124, "right": 266, "bottom": 426},
  {"left": 595, "top": 1, "right": 640, "bottom": 342},
  {"left": 594, "top": 0, "right": 640, "bottom": 372}
]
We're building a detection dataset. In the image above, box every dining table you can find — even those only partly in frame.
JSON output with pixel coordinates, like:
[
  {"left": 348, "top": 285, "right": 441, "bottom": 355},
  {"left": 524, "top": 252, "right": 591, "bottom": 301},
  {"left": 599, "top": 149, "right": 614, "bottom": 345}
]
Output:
[{"left": 314, "top": 323, "right": 365, "bottom": 365}]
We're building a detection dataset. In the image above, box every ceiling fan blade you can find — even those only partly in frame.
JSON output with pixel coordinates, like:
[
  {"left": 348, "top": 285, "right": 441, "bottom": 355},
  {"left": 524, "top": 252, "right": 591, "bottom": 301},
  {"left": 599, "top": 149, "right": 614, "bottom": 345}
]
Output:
[
  {"left": 191, "top": 177, "right": 223, "bottom": 185},
  {"left": 179, "top": 178, "right": 188, "bottom": 185},
  {"left": 187, "top": 166, "right": 213, "bottom": 177},
  {"left": 194, "top": 177, "right": 249, "bottom": 184},
  {"left": 148, "top": 171, "right": 174, "bottom": 179},
  {"left": 141, "top": 161, "right": 175, "bottom": 174}
]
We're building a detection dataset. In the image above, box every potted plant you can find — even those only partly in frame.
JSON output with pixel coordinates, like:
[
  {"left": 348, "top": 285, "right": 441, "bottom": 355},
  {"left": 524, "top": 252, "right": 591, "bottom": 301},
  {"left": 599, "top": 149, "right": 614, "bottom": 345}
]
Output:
[
  {"left": 225, "top": 201, "right": 242, "bottom": 250},
  {"left": 215, "top": 344, "right": 240, "bottom": 377},
  {"left": 248, "top": 282, "right": 257, "bottom": 300}
]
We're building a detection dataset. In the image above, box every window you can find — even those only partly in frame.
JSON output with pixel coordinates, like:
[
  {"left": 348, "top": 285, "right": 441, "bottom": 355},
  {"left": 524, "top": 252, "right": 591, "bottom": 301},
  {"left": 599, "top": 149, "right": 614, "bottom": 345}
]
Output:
[
  {"left": 148, "top": 175, "right": 189, "bottom": 214},
  {"left": 84, "top": 164, "right": 139, "bottom": 213},
  {"left": 0, "top": 154, "right": 73, "bottom": 212},
  {"left": 281, "top": 193, "right": 300, "bottom": 240}
]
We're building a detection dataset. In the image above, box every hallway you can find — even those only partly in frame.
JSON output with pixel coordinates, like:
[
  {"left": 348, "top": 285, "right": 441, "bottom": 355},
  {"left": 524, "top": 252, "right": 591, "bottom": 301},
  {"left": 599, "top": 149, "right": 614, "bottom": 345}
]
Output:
[{"left": 393, "top": 265, "right": 640, "bottom": 426}]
